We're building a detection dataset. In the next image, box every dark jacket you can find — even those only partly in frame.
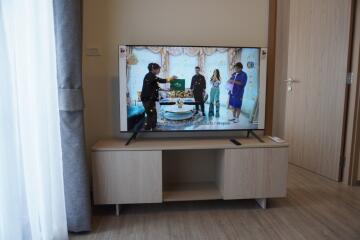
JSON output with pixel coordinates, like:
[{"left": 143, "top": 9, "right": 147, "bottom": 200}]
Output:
[
  {"left": 141, "top": 72, "right": 167, "bottom": 101},
  {"left": 191, "top": 74, "right": 206, "bottom": 101}
]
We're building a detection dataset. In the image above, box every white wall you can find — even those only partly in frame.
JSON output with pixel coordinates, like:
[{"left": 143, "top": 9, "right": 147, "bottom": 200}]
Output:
[
  {"left": 112, "top": 0, "right": 269, "bottom": 46},
  {"left": 83, "top": 0, "right": 270, "bottom": 153}
]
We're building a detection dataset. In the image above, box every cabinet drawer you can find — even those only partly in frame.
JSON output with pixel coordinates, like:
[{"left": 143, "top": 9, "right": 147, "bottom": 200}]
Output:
[
  {"left": 92, "top": 150, "right": 162, "bottom": 204},
  {"left": 223, "top": 148, "right": 288, "bottom": 199}
]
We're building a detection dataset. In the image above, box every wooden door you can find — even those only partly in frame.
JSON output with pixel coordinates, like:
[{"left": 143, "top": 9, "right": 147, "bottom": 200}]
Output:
[{"left": 284, "top": 0, "right": 352, "bottom": 180}]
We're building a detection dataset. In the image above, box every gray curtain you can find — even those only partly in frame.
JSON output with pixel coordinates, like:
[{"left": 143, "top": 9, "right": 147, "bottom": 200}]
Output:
[{"left": 53, "top": 0, "right": 91, "bottom": 232}]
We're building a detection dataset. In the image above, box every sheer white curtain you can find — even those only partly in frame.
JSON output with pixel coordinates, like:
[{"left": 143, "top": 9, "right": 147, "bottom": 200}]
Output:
[{"left": 0, "top": 0, "right": 68, "bottom": 239}]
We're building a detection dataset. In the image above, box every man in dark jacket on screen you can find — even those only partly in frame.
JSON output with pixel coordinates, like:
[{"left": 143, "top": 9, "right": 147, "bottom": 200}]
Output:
[
  {"left": 141, "top": 63, "right": 176, "bottom": 130},
  {"left": 190, "top": 66, "right": 206, "bottom": 116}
]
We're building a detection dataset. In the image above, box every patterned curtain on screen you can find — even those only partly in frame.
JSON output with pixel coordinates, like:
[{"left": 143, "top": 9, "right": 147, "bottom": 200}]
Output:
[{"left": 128, "top": 46, "right": 239, "bottom": 78}]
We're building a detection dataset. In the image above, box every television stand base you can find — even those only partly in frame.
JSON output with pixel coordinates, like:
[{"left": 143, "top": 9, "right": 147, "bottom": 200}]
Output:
[
  {"left": 247, "top": 130, "right": 265, "bottom": 143},
  {"left": 125, "top": 131, "right": 138, "bottom": 146}
]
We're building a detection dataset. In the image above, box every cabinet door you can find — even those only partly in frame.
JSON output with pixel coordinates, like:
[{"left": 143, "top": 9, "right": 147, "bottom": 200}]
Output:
[
  {"left": 223, "top": 148, "right": 288, "bottom": 199},
  {"left": 92, "top": 150, "right": 162, "bottom": 204}
]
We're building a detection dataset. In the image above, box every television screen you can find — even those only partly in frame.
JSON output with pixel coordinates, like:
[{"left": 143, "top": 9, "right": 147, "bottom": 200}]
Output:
[{"left": 119, "top": 45, "right": 267, "bottom": 132}]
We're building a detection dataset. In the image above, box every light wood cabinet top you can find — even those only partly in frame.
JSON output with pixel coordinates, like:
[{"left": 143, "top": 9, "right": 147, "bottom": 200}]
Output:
[{"left": 92, "top": 137, "right": 288, "bottom": 151}]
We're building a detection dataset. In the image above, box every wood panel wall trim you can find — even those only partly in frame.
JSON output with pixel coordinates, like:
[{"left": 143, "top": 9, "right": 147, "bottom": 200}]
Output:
[
  {"left": 265, "top": 0, "right": 277, "bottom": 135},
  {"left": 349, "top": 47, "right": 360, "bottom": 185}
]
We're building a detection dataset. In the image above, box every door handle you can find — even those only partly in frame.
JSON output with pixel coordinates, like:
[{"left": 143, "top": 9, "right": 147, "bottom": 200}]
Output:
[
  {"left": 284, "top": 78, "right": 295, "bottom": 83},
  {"left": 284, "top": 78, "right": 297, "bottom": 92}
]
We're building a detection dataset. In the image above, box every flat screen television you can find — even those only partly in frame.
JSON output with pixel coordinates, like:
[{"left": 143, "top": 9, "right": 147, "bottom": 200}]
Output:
[{"left": 119, "top": 45, "right": 267, "bottom": 132}]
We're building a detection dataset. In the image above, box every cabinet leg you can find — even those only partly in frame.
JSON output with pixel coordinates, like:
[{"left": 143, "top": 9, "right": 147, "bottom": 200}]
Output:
[
  {"left": 115, "top": 204, "right": 122, "bottom": 216},
  {"left": 255, "top": 198, "right": 267, "bottom": 209}
]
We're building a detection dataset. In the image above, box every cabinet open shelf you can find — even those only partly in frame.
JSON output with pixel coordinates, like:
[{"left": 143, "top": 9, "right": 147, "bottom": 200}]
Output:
[
  {"left": 162, "top": 149, "right": 223, "bottom": 202},
  {"left": 163, "top": 182, "right": 221, "bottom": 202}
]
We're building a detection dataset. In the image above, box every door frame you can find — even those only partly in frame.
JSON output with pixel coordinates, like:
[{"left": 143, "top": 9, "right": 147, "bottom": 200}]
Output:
[{"left": 346, "top": 42, "right": 360, "bottom": 185}]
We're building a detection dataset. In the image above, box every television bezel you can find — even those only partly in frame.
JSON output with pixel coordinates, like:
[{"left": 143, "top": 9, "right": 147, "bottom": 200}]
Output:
[{"left": 119, "top": 44, "right": 268, "bottom": 133}]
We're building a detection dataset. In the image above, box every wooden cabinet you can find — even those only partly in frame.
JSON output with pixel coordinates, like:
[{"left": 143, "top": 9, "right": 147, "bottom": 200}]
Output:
[
  {"left": 91, "top": 137, "right": 288, "bottom": 209},
  {"left": 222, "top": 148, "right": 288, "bottom": 199},
  {"left": 92, "top": 150, "right": 162, "bottom": 204}
]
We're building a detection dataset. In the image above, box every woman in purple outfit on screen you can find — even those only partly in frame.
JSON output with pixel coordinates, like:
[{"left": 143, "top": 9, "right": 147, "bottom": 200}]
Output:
[{"left": 227, "top": 62, "right": 247, "bottom": 123}]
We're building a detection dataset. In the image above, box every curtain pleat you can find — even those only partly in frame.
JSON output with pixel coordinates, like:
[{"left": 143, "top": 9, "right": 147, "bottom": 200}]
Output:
[{"left": 53, "top": 0, "right": 91, "bottom": 232}]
